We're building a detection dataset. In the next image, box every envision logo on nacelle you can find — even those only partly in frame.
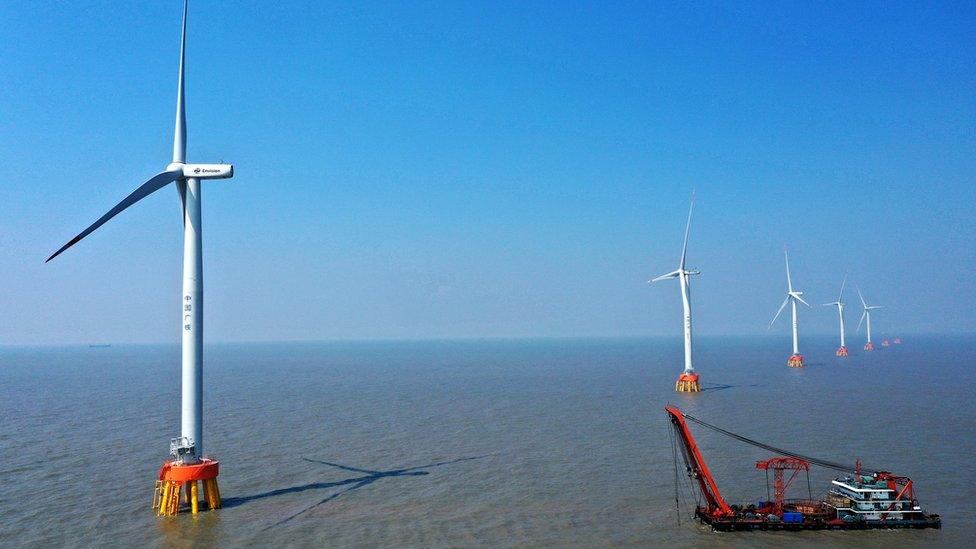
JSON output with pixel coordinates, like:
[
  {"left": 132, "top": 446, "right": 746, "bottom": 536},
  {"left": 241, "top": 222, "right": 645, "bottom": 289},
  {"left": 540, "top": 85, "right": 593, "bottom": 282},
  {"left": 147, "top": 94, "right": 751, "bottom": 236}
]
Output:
[{"left": 183, "top": 163, "right": 233, "bottom": 179}]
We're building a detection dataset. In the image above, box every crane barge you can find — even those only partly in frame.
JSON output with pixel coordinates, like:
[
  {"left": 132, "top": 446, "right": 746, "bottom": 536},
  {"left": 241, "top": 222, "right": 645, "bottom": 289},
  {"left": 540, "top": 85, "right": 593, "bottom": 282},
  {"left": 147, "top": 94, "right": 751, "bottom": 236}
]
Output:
[{"left": 665, "top": 406, "right": 941, "bottom": 531}]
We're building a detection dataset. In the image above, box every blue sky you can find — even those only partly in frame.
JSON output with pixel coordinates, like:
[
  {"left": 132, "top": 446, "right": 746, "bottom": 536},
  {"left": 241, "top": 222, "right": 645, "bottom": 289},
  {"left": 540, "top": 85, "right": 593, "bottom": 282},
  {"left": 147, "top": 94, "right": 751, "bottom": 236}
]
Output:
[{"left": 1, "top": 1, "right": 974, "bottom": 344}]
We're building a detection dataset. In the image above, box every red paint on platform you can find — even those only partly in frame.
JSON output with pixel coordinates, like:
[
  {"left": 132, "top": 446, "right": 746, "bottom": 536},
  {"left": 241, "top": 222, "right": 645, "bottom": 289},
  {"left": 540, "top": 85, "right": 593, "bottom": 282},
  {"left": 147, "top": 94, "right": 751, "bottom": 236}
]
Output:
[{"left": 159, "top": 459, "right": 219, "bottom": 482}]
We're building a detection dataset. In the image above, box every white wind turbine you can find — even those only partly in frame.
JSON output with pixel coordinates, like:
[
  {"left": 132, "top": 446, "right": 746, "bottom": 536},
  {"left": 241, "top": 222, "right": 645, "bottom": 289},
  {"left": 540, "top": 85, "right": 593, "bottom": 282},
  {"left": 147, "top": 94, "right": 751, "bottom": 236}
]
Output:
[
  {"left": 769, "top": 248, "right": 810, "bottom": 367},
  {"left": 651, "top": 196, "right": 701, "bottom": 392},
  {"left": 856, "top": 287, "right": 883, "bottom": 351},
  {"left": 823, "top": 274, "right": 849, "bottom": 357},
  {"left": 47, "top": 0, "right": 231, "bottom": 515}
]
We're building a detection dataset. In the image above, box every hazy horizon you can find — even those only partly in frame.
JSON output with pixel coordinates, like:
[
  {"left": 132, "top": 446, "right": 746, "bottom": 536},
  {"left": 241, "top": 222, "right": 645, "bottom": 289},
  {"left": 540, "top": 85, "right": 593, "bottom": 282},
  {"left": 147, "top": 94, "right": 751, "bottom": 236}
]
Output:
[{"left": 5, "top": 332, "right": 972, "bottom": 349}]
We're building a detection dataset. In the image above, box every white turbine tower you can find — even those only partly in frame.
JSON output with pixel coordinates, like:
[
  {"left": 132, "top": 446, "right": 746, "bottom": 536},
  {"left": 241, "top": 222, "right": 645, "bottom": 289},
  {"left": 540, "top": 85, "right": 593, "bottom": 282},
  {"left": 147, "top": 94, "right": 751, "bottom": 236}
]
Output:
[
  {"left": 823, "top": 274, "right": 849, "bottom": 357},
  {"left": 651, "top": 197, "right": 701, "bottom": 392},
  {"left": 857, "top": 287, "right": 883, "bottom": 351},
  {"left": 47, "top": 0, "right": 229, "bottom": 516},
  {"left": 769, "top": 248, "right": 810, "bottom": 367}
]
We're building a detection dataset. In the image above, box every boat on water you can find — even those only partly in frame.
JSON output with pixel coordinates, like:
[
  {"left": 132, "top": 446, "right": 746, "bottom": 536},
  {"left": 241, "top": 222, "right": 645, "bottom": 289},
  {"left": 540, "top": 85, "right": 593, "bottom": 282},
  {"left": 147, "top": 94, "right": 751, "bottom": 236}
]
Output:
[{"left": 666, "top": 406, "right": 941, "bottom": 531}]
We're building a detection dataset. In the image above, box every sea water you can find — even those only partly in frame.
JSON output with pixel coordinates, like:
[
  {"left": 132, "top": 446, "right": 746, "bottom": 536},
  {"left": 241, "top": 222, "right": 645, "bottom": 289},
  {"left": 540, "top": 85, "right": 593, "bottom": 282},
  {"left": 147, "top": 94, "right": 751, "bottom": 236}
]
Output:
[{"left": 1, "top": 335, "right": 972, "bottom": 546}]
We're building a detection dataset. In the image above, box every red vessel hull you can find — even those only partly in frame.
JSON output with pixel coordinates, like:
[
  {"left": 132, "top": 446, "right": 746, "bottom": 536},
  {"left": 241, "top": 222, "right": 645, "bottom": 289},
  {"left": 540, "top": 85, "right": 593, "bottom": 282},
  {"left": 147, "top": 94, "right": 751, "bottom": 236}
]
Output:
[{"left": 695, "top": 507, "right": 941, "bottom": 531}]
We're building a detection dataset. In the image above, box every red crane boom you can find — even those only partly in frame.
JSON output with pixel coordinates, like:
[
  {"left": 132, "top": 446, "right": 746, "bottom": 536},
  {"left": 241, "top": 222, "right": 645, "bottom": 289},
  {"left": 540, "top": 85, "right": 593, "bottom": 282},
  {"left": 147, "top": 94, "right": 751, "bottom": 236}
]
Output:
[{"left": 665, "top": 405, "right": 733, "bottom": 517}]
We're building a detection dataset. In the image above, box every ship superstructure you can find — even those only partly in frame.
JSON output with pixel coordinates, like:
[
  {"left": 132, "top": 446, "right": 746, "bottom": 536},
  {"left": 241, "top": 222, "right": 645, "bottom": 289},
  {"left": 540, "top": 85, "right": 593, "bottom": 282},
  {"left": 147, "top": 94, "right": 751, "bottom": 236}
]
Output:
[{"left": 827, "top": 472, "right": 928, "bottom": 522}]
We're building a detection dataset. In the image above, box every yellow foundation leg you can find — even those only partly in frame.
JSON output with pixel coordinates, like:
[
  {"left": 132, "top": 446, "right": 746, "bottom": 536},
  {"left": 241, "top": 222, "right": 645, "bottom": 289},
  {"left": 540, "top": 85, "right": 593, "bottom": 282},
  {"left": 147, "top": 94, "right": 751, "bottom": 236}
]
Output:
[
  {"left": 161, "top": 482, "right": 170, "bottom": 516},
  {"left": 164, "top": 483, "right": 172, "bottom": 516},
  {"left": 212, "top": 479, "right": 222, "bottom": 509},
  {"left": 158, "top": 481, "right": 171, "bottom": 516},
  {"left": 208, "top": 479, "right": 219, "bottom": 509},
  {"left": 202, "top": 478, "right": 211, "bottom": 509},
  {"left": 675, "top": 379, "right": 701, "bottom": 392},
  {"left": 173, "top": 483, "right": 183, "bottom": 515},
  {"left": 190, "top": 481, "right": 199, "bottom": 514},
  {"left": 209, "top": 479, "right": 219, "bottom": 509}
]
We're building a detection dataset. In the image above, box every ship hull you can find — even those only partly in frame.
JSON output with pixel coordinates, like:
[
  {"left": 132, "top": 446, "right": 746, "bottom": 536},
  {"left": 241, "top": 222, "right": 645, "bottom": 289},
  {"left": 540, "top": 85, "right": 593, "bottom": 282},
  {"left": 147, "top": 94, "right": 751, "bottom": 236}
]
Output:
[{"left": 696, "top": 508, "right": 941, "bottom": 531}]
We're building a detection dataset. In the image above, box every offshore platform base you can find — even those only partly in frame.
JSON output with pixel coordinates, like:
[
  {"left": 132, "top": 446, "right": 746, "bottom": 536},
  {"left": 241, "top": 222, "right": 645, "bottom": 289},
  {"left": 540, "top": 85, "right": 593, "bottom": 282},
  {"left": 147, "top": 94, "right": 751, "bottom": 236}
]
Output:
[
  {"left": 152, "top": 438, "right": 221, "bottom": 516},
  {"left": 675, "top": 372, "right": 701, "bottom": 392},
  {"left": 864, "top": 342, "right": 875, "bottom": 351},
  {"left": 787, "top": 354, "right": 804, "bottom": 367},
  {"left": 836, "top": 346, "right": 849, "bottom": 357}
]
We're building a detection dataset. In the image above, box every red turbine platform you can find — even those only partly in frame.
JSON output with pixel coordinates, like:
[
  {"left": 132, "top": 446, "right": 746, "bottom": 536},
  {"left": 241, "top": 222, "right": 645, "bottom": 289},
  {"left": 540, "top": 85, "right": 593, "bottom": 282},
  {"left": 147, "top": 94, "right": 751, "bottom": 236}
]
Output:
[
  {"left": 153, "top": 459, "right": 221, "bottom": 516},
  {"left": 675, "top": 372, "right": 701, "bottom": 392}
]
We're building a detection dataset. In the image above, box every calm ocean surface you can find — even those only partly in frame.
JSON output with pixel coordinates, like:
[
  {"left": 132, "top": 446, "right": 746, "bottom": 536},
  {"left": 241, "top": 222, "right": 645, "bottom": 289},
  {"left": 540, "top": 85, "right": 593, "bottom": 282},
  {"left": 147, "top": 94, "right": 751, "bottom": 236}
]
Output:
[{"left": 1, "top": 335, "right": 973, "bottom": 547}]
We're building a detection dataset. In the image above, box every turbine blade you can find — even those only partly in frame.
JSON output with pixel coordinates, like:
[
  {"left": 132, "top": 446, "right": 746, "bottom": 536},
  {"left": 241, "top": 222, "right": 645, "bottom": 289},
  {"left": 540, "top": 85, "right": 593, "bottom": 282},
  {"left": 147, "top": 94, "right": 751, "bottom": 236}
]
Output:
[
  {"left": 856, "top": 310, "right": 866, "bottom": 332},
  {"left": 46, "top": 170, "right": 182, "bottom": 262},
  {"left": 838, "top": 273, "right": 848, "bottom": 302},
  {"left": 173, "top": 0, "right": 188, "bottom": 163},
  {"left": 784, "top": 247, "right": 793, "bottom": 292},
  {"left": 768, "top": 296, "right": 790, "bottom": 330},
  {"left": 857, "top": 285, "right": 867, "bottom": 309},
  {"left": 679, "top": 193, "right": 694, "bottom": 270},
  {"left": 795, "top": 295, "right": 811, "bottom": 308},
  {"left": 651, "top": 270, "right": 680, "bottom": 282},
  {"left": 176, "top": 179, "right": 187, "bottom": 221}
]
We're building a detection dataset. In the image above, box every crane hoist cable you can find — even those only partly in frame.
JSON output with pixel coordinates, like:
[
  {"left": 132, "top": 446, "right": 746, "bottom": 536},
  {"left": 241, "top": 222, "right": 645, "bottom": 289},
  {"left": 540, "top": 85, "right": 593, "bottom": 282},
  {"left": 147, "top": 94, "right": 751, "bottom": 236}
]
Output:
[{"left": 680, "top": 412, "right": 877, "bottom": 473}]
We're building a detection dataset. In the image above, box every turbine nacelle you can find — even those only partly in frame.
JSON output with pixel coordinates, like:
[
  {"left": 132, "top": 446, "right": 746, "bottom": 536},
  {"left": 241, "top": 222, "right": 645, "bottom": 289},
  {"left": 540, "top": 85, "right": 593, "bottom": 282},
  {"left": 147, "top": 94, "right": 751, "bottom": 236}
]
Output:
[
  {"left": 650, "top": 268, "right": 700, "bottom": 283},
  {"left": 166, "top": 162, "right": 235, "bottom": 179},
  {"left": 787, "top": 291, "right": 810, "bottom": 307}
]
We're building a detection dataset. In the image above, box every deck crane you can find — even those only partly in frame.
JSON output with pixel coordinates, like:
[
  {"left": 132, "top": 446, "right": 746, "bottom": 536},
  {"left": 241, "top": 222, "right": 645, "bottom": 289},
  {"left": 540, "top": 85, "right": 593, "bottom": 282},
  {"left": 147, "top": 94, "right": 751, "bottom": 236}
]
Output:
[{"left": 756, "top": 457, "right": 811, "bottom": 515}]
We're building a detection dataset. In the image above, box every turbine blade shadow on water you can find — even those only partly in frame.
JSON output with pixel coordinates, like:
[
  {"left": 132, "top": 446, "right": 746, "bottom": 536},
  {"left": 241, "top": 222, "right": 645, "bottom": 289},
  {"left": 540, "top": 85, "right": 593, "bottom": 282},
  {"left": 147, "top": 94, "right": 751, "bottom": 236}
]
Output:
[
  {"left": 301, "top": 458, "right": 387, "bottom": 475},
  {"left": 697, "top": 382, "right": 759, "bottom": 393},
  {"left": 217, "top": 455, "right": 487, "bottom": 529}
]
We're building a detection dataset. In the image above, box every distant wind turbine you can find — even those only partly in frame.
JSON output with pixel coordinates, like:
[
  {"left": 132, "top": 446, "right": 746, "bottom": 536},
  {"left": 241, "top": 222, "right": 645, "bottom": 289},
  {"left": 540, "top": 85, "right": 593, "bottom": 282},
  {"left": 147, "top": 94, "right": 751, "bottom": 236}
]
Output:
[
  {"left": 856, "top": 286, "right": 883, "bottom": 351},
  {"left": 651, "top": 195, "right": 701, "bottom": 392},
  {"left": 823, "top": 274, "right": 849, "bottom": 357},
  {"left": 769, "top": 248, "right": 810, "bottom": 367},
  {"left": 46, "top": 0, "right": 231, "bottom": 516}
]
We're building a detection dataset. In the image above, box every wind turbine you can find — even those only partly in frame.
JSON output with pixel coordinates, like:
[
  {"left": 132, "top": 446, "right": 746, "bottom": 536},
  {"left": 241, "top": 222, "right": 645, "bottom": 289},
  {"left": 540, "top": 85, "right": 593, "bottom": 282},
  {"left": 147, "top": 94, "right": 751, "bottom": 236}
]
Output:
[
  {"left": 823, "top": 274, "right": 849, "bottom": 357},
  {"left": 856, "top": 287, "right": 883, "bottom": 351},
  {"left": 769, "top": 248, "right": 810, "bottom": 367},
  {"left": 651, "top": 196, "right": 701, "bottom": 392},
  {"left": 47, "top": 0, "right": 231, "bottom": 516}
]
